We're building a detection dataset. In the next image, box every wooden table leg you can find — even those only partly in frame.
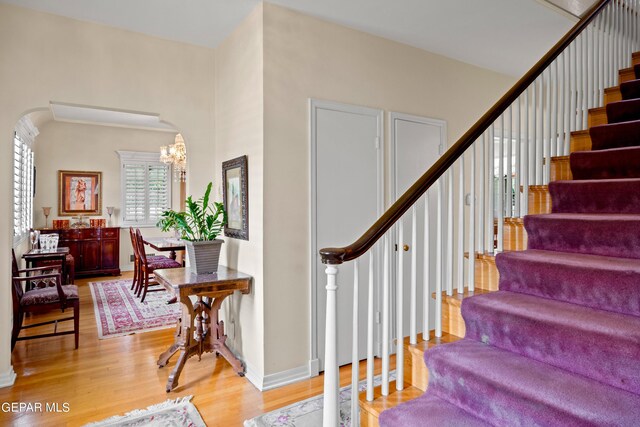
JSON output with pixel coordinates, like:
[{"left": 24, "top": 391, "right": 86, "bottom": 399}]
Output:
[
  {"left": 209, "top": 296, "right": 245, "bottom": 376},
  {"left": 157, "top": 315, "right": 183, "bottom": 367},
  {"left": 163, "top": 295, "right": 199, "bottom": 392}
]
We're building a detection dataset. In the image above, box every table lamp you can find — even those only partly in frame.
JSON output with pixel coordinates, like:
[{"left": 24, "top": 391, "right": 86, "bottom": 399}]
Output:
[
  {"left": 42, "top": 207, "right": 51, "bottom": 229},
  {"left": 106, "top": 206, "right": 115, "bottom": 226}
]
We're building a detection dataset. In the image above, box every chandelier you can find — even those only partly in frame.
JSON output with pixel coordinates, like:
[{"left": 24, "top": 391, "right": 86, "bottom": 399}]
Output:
[{"left": 160, "top": 133, "right": 187, "bottom": 182}]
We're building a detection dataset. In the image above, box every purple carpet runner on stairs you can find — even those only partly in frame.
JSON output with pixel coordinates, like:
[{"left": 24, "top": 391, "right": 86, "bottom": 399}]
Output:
[{"left": 379, "top": 80, "right": 640, "bottom": 424}]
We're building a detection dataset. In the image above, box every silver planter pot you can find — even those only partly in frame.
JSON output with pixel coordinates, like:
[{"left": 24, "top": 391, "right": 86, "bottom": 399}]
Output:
[{"left": 185, "top": 239, "right": 224, "bottom": 274}]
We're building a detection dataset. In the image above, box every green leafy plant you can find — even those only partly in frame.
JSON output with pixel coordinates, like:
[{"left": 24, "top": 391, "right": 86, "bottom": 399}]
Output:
[{"left": 157, "top": 182, "right": 227, "bottom": 241}]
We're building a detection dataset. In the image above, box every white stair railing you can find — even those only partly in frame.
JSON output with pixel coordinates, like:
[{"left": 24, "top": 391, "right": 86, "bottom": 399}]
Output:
[{"left": 320, "top": 1, "right": 640, "bottom": 425}]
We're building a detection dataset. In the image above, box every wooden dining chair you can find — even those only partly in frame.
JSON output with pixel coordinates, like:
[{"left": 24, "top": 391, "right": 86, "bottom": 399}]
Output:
[
  {"left": 135, "top": 229, "right": 181, "bottom": 302},
  {"left": 11, "top": 249, "right": 79, "bottom": 350},
  {"left": 129, "top": 227, "right": 169, "bottom": 295}
]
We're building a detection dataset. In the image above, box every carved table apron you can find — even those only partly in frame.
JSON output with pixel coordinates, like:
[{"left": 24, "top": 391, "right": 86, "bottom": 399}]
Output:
[{"left": 153, "top": 266, "right": 252, "bottom": 392}]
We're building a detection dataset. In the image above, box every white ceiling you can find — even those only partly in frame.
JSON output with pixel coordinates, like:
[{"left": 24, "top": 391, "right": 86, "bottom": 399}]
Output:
[{"left": 0, "top": 0, "right": 587, "bottom": 76}]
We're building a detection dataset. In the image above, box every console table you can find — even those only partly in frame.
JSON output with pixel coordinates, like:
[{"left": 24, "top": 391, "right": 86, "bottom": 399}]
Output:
[
  {"left": 154, "top": 266, "right": 251, "bottom": 392},
  {"left": 39, "top": 227, "right": 120, "bottom": 277}
]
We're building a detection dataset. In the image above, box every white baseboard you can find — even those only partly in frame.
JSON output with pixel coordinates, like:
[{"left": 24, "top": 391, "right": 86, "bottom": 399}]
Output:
[
  {"left": 244, "top": 361, "right": 311, "bottom": 391},
  {"left": 0, "top": 366, "right": 17, "bottom": 388},
  {"left": 308, "top": 358, "right": 320, "bottom": 377}
]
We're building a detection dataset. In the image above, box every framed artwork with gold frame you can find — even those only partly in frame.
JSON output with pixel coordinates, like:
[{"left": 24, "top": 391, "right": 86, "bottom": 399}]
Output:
[{"left": 58, "top": 170, "right": 102, "bottom": 216}]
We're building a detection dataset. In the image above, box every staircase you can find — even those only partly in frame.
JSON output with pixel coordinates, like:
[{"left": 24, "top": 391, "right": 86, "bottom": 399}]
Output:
[
  {"left": 318, "top": 2, "right": 640, "bottom": 426},
  {"left": 373, "top": 48, "right": 640, "bottom": 427}
]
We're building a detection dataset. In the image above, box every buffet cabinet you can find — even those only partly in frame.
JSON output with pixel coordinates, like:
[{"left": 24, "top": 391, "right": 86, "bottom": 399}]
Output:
[{"left": 40, "top": 227, "right": 121, "bottom": 277}]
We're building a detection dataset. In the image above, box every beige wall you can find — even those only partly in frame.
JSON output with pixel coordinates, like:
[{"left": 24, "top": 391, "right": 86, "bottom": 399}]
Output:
[
  {"left": 32, "top": 121, "right": 181, "bottom": 271},
  {"left": 261, "top": 3, "right": 515, "bottom": 375},
  {"left": 214, "top": 4, "right": 266, "bottom": 381},
  {"left": 1, "top": 1, "right": 517, "bottom": 389},
  {"left": 0, "top": 3, "right": 215, "bottom": 385}
]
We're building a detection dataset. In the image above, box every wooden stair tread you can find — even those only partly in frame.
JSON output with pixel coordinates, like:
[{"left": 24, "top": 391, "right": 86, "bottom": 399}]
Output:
[
  {"left": 406, "top": 332, "right": 460, "bottom": 355},
  {"left": 552, "top": 155, "right": 570, "bottom": 161},
  {"left": 619, "top": 66, "right": 636, "bottom": 84},
  {"left": 463, "top": 252, "right": 496, "bottom": 262},
  {"left": 434, "top": 287, "right": 492, "bottom": 308},
  {"left": 571, "top": 129, "right": 590, "bottom": 136},
  {"left": 359, "top": 384, "right": 423, "bottom": 417}
]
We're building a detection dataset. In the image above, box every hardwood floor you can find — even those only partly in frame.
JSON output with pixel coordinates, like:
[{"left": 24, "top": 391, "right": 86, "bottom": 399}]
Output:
[{"left": 0, "top": 273, "right": 388, "bottom": 426}]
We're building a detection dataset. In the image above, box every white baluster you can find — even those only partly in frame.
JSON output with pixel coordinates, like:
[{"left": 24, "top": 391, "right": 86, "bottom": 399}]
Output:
[
  {"left": 515, "top": 97, "right": 521, "bottom": 218},
  {"left": 552, "top": 60, "right": 558, "bottom": 159},
  {"left": 322, "top": 264, "right": 339, "bottom": 427},
  {"left": 506, "top": 106, "right": 513, "bottom": 218},
  {"left": 436, "top": 179, "right": 443, "bottom": 338},
  {"left": 488, "top": 127, "right": 495, "bottom": 253},
  {"left": 523, "top": 87, "right": 530, "bottom": 215},
  {"left": 423, "top": 193, "right": 430, "bottom": 339},
  {"left": 478, "top": 131, "right": 485, "bottom": 253},
  {"left": 366, "top": 251, "right": 374, "bottom": 402},
  {"left": 497, "top": 114, "right": 504, "bottom": 252},
  {"left": 410, "top": 205, "right": 417, "bottom": 345},
  {"left": 382, "top": 235, "right": 390, "bottom": 396},
  {"left": 468, "top": 142, "right": 476, "bottom": 293},
  {"left": 545, "top": 68, "right": 551, "bottom": 184},
  {"left": 536, "top": 76, "right": 544, "bottom": 185},
  {"left": 457, "top": 156, "right": 465, "bottom": 294},
  {"left": 351, "top": 259, "right": 360, "bottom": 427},
  {"left": 570, "top": 42, "right": 576, "bottom": 134},
  {"left": 582, "top": 31, "right": 588, "bottom": 126},
  {"left": 396, "top": 219, "right": 404, "bottom": 391},
  {"left": 558, "top": 50, "right": 569, "bottom": 156},
  {"left": 447, "top": 168, "right": 454, "bottom": 295}
]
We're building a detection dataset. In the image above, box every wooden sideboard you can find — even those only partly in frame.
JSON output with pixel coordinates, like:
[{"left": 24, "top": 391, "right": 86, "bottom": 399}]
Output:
[{"left": 39, "top": 227, "right": 120, "bottom": 277}]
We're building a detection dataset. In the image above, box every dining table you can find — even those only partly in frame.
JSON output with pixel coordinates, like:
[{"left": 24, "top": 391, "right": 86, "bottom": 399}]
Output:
[{"left": 143, "top": 237, "right": 185, "bottom": 261}]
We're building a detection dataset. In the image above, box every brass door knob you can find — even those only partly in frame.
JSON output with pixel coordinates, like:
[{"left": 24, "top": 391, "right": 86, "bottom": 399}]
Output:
[{"left": 403, "top": 244, "right": 410, "bottom": 251}]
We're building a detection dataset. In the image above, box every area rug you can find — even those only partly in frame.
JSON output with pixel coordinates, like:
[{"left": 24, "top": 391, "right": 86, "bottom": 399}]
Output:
[
  {"left": 84, "top": 395, "right": 205, "bottom": 427},
  {"left": 89, "top": 279, "right": 180, "bottom": 339},
  {"left": 244, "top": 372, "right": 395, "bottom": 427}
]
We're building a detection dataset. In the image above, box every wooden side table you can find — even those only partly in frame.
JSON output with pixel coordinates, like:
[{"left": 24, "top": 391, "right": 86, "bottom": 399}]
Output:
[
  {"left": 22, "top": 247, "right": 70, "bottom": 289},
  {"left": 154, "top": 266, "right": 252, "bottom": 392}
]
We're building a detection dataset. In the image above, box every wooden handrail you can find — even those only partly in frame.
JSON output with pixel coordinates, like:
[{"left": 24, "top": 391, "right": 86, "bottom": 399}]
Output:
[{"left": 320, "top": 0, "right": 610, "bottom": 265}]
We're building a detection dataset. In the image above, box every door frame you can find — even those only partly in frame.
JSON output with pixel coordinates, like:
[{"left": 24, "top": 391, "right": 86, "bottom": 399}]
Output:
[
  {"left": 309, "top": 99, "right": 384, "bottom": 375},
  {"left": 389, "top": 112, "right": 447, "bottom": 344}
]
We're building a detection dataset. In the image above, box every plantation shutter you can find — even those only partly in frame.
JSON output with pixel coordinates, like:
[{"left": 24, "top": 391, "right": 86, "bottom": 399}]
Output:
[
  {"left": 13, "top": 137, "right": 22, "bottom": 236},
  {"left": 120, "top": 152, "right": 171, "bottom": 226},
  {"left": 148, "top": 163, "right": 170, "bottom": 223},
  {"left": 13, "top": 134, "right": 33, "bottom": 240},
  {"left": 123, "top": 163, "right": 147, "bottom": 223}
]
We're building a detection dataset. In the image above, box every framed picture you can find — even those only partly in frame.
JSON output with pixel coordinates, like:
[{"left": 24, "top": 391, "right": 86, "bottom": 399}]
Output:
[
  {"left": 222, "top": 155, "right": 248, "bottom": 240},
  {"left": 58, "top": 170, "right": 102, "bottom": 216}
]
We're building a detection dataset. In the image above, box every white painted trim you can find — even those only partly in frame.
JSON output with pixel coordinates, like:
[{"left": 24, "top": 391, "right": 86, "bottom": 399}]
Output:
[
  {"left": 116, "top": 150, "right": 162, "bottom": 162},
  {"left": 0, "top": 366, "right": 17, "bottom": 388},
  {"left": 244, "top": 361, "right": 311, "bottom": 392},
  {"left": 309, "top": 99, "right": 384, "bottom": 369}
]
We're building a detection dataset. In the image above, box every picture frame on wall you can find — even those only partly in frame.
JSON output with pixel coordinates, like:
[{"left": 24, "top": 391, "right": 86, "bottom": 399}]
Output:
[
  {"left": 222, "top": 155, "right": 248, "bottom": 240},
  {"left": 58, "top": 170, "right": 102, "bottom": 216}
]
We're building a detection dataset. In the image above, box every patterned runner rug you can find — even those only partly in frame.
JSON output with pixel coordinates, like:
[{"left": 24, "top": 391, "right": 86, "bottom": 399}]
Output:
[
  {"left": 84, "top": 395, "right": 205, "bottom": 426},
  {"left": 244, "top": 372, "right": 395, "bottom": 427},
  {"left": 89, "top": 279, "right": 180, "bottom": 339}
]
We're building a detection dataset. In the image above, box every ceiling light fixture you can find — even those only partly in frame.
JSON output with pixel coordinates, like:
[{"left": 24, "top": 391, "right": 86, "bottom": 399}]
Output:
[{"left": 160, "top": 133, "right": 187, "bottom": 182}]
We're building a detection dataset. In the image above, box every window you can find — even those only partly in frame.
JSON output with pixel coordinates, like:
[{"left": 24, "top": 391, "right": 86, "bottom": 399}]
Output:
[
  {"left": 118, "top": 151, "right": 171, "bottom": 226},
  {"left": 13, "top": 133, "right": 34, "bottom": 242}
]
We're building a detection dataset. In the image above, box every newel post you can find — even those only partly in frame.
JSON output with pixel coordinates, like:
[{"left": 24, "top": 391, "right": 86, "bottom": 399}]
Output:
[{"left": 323, "top": 263, "right": 339, "bottom": 427}]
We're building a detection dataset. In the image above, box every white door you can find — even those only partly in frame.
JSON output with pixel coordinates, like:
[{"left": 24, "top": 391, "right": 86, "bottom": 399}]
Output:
[
  {"left": 391, "top": 113, "right": 446, "bottom": 341},
  {"left": 311, "top": 100, "right": 383, "bottom": 370}
]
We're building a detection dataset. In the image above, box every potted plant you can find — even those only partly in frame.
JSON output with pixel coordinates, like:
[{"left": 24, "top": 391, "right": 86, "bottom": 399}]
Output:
[{"left": 157, "top": 182, "right": 227, "bottom": 274}]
